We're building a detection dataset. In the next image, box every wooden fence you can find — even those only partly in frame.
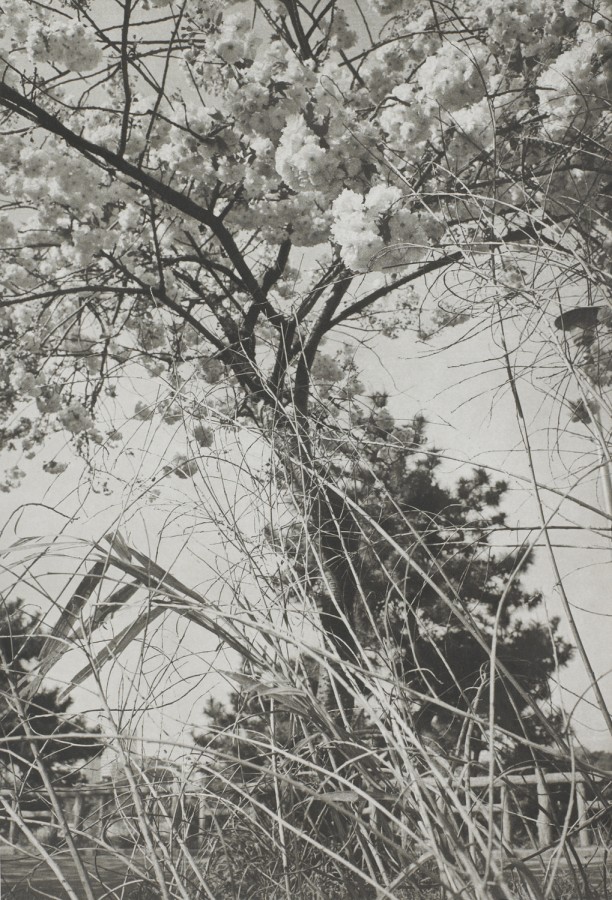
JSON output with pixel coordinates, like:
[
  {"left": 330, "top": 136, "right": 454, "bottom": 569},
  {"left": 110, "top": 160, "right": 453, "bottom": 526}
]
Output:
[
  {"left": 2, "top": 770, "right": 610, "bottom": 853},
  {"left": 2, "top": 781, "right": 216, "bottom": 849},
  {"left": 459, "top": 771, "right": 609, "bottom": 852}
]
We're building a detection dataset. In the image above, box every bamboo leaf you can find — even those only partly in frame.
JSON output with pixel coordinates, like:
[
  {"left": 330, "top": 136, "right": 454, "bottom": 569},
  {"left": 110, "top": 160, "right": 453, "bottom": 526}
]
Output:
[
  {"left": 77, "top": 582, "right": 140, "bottom": 636},
  {"left": 19, "top": 560, "right": 108, "bottom": 699},
  {"left": 102, "top": 530, "right": 133, "bottom": 562},
  {"left": 58, "top": 606, "right": 166, "bottom": 701}
]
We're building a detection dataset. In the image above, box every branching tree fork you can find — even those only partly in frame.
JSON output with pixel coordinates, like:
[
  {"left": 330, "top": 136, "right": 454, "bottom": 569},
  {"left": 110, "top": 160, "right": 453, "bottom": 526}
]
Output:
[{"left": 0, "top": 1, "right": 610, "bottom": 894}]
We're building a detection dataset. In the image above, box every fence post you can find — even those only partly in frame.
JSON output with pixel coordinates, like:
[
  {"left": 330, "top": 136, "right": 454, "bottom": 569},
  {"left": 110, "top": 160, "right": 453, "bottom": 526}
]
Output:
[
  {"left": 71, "top": 792, "right": 84, "bottom": 834},
  {"left": 197, "top": 795, "right": 208, "bottom": 849},
  {"left": 500, "top": 784, "right": 511, "bottom": 845},
  {"left": 7, "top": 799, "right": 18, "bottom": 845},
  {"left": 576, "top": 776, "right": 591, "bottom": 849},
  {"left": 536, "top": 770, "right": 553, "bottom": 846},
  {"left": 92, "top": 789, "right": 107, "bottom": 842},
  {"left": 400, "top": 809, "right": 410, "bottom": 851}
]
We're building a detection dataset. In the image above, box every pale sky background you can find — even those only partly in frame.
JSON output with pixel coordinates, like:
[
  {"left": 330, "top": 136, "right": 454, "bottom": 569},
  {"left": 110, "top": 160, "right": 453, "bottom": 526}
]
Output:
[
  {"left": 1, "top": 312, "right": 611, "bottom": 757},
  {"left": 0, "top": 0, "right": 610, "bottom": 763}
]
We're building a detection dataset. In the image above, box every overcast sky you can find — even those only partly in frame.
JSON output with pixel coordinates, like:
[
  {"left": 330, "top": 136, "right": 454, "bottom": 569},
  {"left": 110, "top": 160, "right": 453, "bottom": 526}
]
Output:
[{"left": 1, "top": 304, "right": 611, "bottom": 756}]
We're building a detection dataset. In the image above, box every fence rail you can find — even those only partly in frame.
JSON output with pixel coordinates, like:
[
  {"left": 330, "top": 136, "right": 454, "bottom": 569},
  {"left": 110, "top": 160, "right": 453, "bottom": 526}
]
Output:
[
  {"left": 1, "top": 782, "right": 219, "bottom": 850},
  {"left": 2, "top": 769, "right": 611, "bottom": 854},
  {"left": 447, "top": 771, "right": 610, "bottom": 851}
]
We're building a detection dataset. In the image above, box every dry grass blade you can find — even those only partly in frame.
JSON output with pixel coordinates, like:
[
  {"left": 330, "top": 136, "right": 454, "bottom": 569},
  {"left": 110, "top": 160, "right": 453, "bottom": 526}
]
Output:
[
  {"left": 58, "top": 605, "right": 166, "bottom": 701},
  {"left": 17, "top": 560, "right": 107, "bottom": 699}
]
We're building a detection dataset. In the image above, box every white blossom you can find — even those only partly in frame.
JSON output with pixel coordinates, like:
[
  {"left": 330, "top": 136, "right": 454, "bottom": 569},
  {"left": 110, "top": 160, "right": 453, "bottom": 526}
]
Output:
[
  {"left": 215, "top": 37, "right": 246, "bottom": 64},
  {"left": 27, "top": 20, "right": 103, "bottom": 73},
  {"left": 417, "top": 43, "right": 489, "bottom": 111},
  {"left": 329, "top": 9, "right": 357, "bottom": 49},
  {"left": 275, "top": 115, "right": 329, "bottom": 192},
  {"left": 43, "top": 459, "right": 68, "bottom": 475},
  {"left": 58, "top": 401, "right": 94, "bottom": 434},
  {"left": 0, "top": 217, "right": 16, "bottom": 244}
]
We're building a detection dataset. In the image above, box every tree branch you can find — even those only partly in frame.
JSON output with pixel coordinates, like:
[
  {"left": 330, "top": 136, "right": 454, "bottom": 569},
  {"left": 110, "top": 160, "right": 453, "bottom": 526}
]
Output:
[
  {"left": 261, "top": 237, "right": 292, "bottom": 297},
  {"left": 0, "top": 83, "right": 266, "bottom": 310},
  {"left": 328, "top": 222, "right": 556, "bottom": 329}
]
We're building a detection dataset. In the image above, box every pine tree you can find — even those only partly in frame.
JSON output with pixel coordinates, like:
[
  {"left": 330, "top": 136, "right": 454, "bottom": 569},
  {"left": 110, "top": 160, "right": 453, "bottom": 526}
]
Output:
[
  {"left": 349, "top": 405, "right": 573, "bottom": 763},
  {"left": 204, "top": 405, "right": 572, "bottom": 767},
  {"left": 195, "top": 410, "right": 573, "bottom": 892},
  {"left": 0, "top": 598, "right": 102, "bottom": 793}
]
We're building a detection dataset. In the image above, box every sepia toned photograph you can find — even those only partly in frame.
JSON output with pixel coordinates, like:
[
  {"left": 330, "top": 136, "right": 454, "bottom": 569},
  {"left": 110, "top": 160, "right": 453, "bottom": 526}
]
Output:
[{"left": 0, "top": 0, "right": 610, "bottom": 896}]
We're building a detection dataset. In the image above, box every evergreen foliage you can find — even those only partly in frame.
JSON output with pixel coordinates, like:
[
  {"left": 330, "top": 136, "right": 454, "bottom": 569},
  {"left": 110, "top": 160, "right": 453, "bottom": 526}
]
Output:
[
  {"left": 202, "top": 411, "right": 573, "bottom": 771},
  {"left": 0, "top": 598, "right": 102, "bottom": 792}
]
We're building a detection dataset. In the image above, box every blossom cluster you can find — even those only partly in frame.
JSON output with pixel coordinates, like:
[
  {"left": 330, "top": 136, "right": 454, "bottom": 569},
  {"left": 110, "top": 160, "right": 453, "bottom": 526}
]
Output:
[
  {"left": 0, "top": 0, "right": 609, "bottom": 462},
  {"left": 331, "top": 187, "right": 442, "bottom": 271},
  {"left": 26, "top": 20, "right": 103, "bottom": 72}
]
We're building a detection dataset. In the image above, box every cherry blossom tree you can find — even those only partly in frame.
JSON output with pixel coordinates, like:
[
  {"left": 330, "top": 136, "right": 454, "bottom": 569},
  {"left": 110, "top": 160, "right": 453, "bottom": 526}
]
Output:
[
  {"left": 0, "top": 0, "right": 608, "bottom": 449},
  {"left": 0, "top": 0, "right": 607, "bottom": 718},
  {"left": 0, "top": 0, "right": 608, "bottom": 613},
  {"left": 0, "top": 2, "right": 610, "bottom": 892}
]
